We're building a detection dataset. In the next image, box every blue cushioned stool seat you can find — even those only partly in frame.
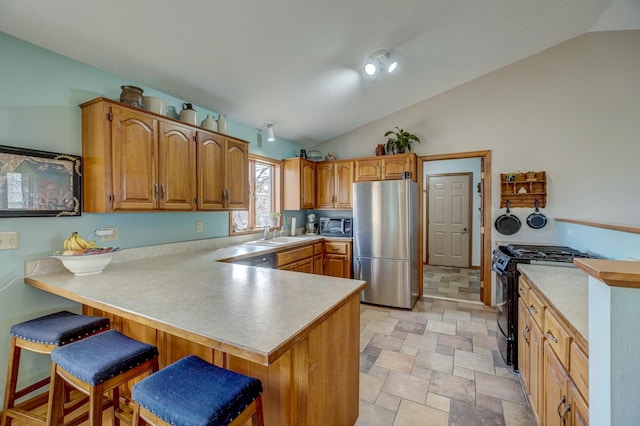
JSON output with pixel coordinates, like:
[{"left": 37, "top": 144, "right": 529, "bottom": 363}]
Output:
[
  {"left": 51, "top": 329, "right": 159, "bottom": 385},
  {"left": 132, "top": 355, "right": 263, "bottom": 426},
  {"left": 10, "top": 310, "right": 110, "bottom": 346}
]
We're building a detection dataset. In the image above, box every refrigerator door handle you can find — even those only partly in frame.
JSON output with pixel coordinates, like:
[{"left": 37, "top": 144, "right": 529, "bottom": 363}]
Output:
[{"left": 355, "top": 257, "right": 362, "bottom": 280}]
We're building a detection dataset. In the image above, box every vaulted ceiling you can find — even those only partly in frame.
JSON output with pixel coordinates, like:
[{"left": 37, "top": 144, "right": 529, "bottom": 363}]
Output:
[{"left": 1, "top": 0, "right": 638, "bottom": 147}]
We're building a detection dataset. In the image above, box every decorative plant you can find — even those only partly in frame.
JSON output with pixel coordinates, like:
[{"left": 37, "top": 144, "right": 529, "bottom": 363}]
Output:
[
  {"left": 268, "top": 212, "right": 280, "bottom": 218},
  {"left": 384, "top": 127, "right": 421, "bottom": 154}
]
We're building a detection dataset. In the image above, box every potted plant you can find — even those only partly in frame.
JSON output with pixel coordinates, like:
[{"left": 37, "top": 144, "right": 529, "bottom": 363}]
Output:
[
  {"left": 525, "top": 170, "right": 536, "bottom": 180},
  {"left": 384, "top": 127, "right": 421, "bottom": 154},
  {"left": 268, "top": 212, "right": 280, "bottom": 227}
]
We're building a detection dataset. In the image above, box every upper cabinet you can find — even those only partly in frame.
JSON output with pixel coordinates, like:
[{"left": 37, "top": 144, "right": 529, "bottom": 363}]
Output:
[
  {"left": 80, "top": 98, "right": 247, "bottom": 212},
  {"left": 283, "top": 158, "right": 316, "bottom": 210},
  {"left": 316, "top": 161, "right": 354, "bottom": 209},
  {"left": 197, "top": 131, "right": 249, "bottom": 210},
  {"left": 354, "top": 153, "right": 417, "bottom": 182},
  {"left": 500, "top": 171, "right": 546, "bottom": 208}
]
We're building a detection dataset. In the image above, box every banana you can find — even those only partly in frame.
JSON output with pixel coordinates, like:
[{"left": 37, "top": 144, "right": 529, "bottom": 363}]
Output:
[{"left": 63, "top": 232, "right": 99, "bottom": 252}]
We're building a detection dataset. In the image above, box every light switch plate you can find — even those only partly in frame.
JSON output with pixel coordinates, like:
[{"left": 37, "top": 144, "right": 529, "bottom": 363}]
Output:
[{"left": 0, "top": 232, "right": 19, "bottom": 250}]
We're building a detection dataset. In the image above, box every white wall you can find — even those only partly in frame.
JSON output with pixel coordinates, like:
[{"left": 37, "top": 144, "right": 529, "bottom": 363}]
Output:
[{"left": 314, "top": 31, "right": 640, "bottom": 249}]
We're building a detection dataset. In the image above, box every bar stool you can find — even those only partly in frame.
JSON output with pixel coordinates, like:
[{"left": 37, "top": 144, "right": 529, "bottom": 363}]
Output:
[
  {"left": 2, "top": 311, "right": 110, "bottom": 426},
  {"left": 131, "top": 355, "right": 264, "bottom": 426},
  {"left": 47, "top": 329, "right": 159, "bottom": 426}
]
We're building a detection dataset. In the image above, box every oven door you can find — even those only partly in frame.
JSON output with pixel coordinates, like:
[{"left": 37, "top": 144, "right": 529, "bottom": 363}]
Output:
[{"left": 495, "top": 269, "right": 513, "bottom": 367}]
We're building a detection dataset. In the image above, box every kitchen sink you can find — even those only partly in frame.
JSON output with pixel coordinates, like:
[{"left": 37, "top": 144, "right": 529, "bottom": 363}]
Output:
[{"left": 247, "top": 237, "right": 301, "bottom": 246}]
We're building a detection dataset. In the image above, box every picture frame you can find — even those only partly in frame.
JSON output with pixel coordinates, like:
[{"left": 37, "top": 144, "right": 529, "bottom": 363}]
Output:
[{"left": 0, "top": 145, "right": 81, "bottom": 217}]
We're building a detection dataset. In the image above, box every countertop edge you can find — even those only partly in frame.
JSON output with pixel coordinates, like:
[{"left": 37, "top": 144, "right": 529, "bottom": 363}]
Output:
[{"left": 574, "top": 259, "right": 640, "bottom": 288}]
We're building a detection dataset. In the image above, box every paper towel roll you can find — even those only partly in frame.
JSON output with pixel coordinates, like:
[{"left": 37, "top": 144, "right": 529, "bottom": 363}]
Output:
[{"left": 291, "top": 217, "right": 296, "bottom": 237}]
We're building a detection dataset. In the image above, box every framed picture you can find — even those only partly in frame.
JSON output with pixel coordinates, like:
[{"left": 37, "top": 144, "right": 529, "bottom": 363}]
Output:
[{"left": 0, "top": 145, "right": 81, "bottom": 217}]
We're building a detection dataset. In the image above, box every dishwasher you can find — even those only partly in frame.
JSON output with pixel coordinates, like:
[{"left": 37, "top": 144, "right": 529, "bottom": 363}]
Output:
[{"left": 230, "top": 252, "right": 276, "bottom": 269}]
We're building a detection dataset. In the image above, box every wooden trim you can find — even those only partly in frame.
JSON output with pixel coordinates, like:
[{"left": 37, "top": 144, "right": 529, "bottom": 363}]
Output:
[
  {"left": 556, "top": 218, "right": 640, "bottom": 235},
  {"left": 574, "top": 258, "right": 640, "bottom": 289},
  {"left": 419, "top": 150, "right": 492, "bottom": 305}
]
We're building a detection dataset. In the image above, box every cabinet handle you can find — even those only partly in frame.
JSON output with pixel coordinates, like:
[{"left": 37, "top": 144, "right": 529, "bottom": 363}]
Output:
[
  {"left": 160, "top": 184, "right": 165, "bottom": 200},
  {"left": 528, "top": 305, "right": 537, "bottom": 314},
  {"left": 522, "top": 325, "right": 530, "bottom": 344},
  {"left": 355, "top": 258, "right": 362, "bottom": 280},
  {"left": 560, "top": 402, "right": 571, "bottom": 424},
  {"left": 154, "top": 184, "right": 159, "bottom": 199},
  {"left": 518, "top": 288, "right": 525, "bottom": 297},
  {"left": 546, "top": 330, "right": 558, "bottom": 343}
]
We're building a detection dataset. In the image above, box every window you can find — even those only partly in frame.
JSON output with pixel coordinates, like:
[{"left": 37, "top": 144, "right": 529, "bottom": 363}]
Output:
[{"left": 231, "top": 155, "right": 281, "bottom": 233}]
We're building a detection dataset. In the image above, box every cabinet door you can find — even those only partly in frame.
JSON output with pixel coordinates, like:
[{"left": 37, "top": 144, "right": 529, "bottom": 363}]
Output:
[
  {"left": 301, "top": 161, "right": 316, "bottom": 209},
  {"left": 334, "top": 162, "right": 354, "bottom": 208},
  {"left": 517, "top": 299, "right": 530, "bottom": 391},
  {"left": 197, "top": 131, "right": 225, "bottom": 210},
  {"left": 325, "top": 254, "right": 348, "bottom": 278},
  {"left": 111, "top": 106, "right": 158, "bottom": 210},
  {"left": 544, "top": 341, "right": 570, "bottom": 426},
  {"left": 225, "top": 139, "right": 249, "bottom": 209},
  {"left": 297, "top": 257, "right": 313, "bottom": 274},
  {"left": 568, "top": 381, "right": 589, "bottom": 426},
  {"left": 529, "top": 316, "right": 544, "bottom": 423},
  {"left": 314, "top": 254, "right": 324, "bottom": 275},
  {"left": 382, "top": 155, "right": 411, "bottom": 180},
  {"left": 158, "top": 121, "right": 195, "bottom": 210},
  {"left": 315, "top": 163, "right": 335, "bottom": 209},
  {"left": 355, "top": 159, "right": 382, "bottom": 182}
]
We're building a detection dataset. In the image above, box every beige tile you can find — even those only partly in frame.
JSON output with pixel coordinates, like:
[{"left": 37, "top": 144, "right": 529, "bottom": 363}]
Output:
[
  {"left": 503, "top": 400, "right": 537, "bottom": 425},
  {"left": 428, "top": 371, "right": 475, "bottom": 404},
  {"left": 382, "top": 370, "right": 430, "bottom": 404},
  {"left": 443, "top": 309, "right": 471, "bottom": 321},
  {"left": 356, "top": 400, "right": 395, "bottom": 426},
  {"left": 393, "top": 399, "right": 449, "bottom": 426},
  {"left": 369, "top": 334, "right": 406, "bottom": 351},
  {"left": 369, "top": 364, "right": 391, "bottom": 380},
  {"left": 376, "top": 391, "right": 402, "bottom": 412},
  {"left": 454, "top": 350, "right": 495, "bottom": 375},
  {"left": 475, "top": 371, "right": 526, "bottom": 404},
  {"left": 414, "top": 350, "right": 453, "bottom": 374},
  {"left": 399, "top": 345, "right": 418, "bottom": 356},
  {"left": 473, "top": 346, "right": 493, "bottom": 357},
  {"left": 364, "top": 318, "right": 400, "bottom": 335},
  {"left": 410, "top": 365, "right": 433, "bottom": 381},
  {"left": 403, "top": 330, "right": 439, "bottom": 352},
  {"left": 456, "top": 319, "right": 488, "bottom": 335},
  {"left": 473, "top": 332, "right": 498, "bottom": 349},
  {"left": 453, "top": 365, "right": 476, "bottom": 380},
  {"left": 426, "top": 392, "right": 450, "bottom": 413},
  {"left": 458, "top": 301, "right": 485, "bottom": 310},
  {"left": 375, "top": 349, "right": 415, "bottom": 374},
  {"left": 437, "top": 333, "right": 472, "bottom": 352},
  {"left": 422, "top": 311, "right": 444, "bottom": 321},
  {"left": 389, "top": 310, "right": 429, "bottom": 324},
  {"left": 362, "top": 309, "right": 391, "bottom": 322},
  {"left": 360, "top": 330, "right": 375, "bottom": 351},
  {"left": 360, "top": 372, "right": 386, "bottom": 403},
  {"left": 426, "top": 320, "right": 456, "bottom": 335}
]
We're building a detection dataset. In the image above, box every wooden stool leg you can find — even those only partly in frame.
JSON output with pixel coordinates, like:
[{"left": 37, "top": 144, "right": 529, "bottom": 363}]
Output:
[
  {"left": 46, "top": 364, "right": 65, "bottom": 426},
  {"left": 254, "top": 395, "right": 264, "bottom": 426},
  {"left": 88, "top": 384, "right": 104, "bottom": 426},
  {"left": 2, "top": 337, "right": 20, "bottom": 426}
]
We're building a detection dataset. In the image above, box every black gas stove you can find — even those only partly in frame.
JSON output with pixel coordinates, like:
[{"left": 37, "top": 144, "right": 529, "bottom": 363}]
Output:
[{"left": 491, "top": 244, "right": 597, "bottom": 370}]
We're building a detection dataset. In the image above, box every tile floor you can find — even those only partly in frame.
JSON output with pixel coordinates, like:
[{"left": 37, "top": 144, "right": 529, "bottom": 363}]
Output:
[
  {"left": 423, "top": 265, "right": 481, "bottom": 303},
  {"left": 357, "top": 298, "right": 536, "bottom": 426}
]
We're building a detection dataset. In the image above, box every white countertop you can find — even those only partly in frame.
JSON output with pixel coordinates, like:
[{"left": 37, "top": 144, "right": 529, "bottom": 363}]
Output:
[
  {"left": 517, "top": 264, "right": 589, "bottom": 341},
  {"left": 25, "top": 237, "right": 365, "bottom": 366}
]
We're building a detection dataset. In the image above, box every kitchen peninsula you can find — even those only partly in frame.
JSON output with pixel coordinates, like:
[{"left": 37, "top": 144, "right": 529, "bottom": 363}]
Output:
[{"left": 25, "top": 244, "right": 366, "bottom": 425}]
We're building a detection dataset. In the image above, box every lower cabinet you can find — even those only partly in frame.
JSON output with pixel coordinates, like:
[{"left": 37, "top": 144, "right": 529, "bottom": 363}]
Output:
[
  {"left": 276, "top": 240, "right": 352, "bottom": 278},
  {"left": 323, "top": 240, "right": 352, "bottom": 278},
  {"left": 313, "top": 242, "right": 324, "bottom": 275},
  {"left": 277, "top": 245, "right": 314, "bottom": 272},
  {"left": 543, "top": 341, "right": 570, "bottom": 426}
]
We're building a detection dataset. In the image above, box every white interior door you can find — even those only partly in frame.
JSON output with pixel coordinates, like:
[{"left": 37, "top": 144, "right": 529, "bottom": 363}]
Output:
[{"left": 427, "top": 173, "right": 471, "bottom": 267}]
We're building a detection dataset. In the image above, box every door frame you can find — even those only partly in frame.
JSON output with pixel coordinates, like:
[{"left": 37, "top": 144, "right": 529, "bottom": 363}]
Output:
[
  {"left": 425, "top": 172, "right": 473, "bottom": 268},
  {"left": 418, "top": 150, "right": 492, "bottom": 306}
]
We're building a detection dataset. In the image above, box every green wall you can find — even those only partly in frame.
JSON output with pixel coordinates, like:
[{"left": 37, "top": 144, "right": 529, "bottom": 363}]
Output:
[{"left": 0, "top": 32, "right": 303, "bottom": 403}]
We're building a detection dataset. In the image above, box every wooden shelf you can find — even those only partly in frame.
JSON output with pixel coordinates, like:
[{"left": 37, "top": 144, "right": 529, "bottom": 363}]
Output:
[{"left": 500, "top": 171, "right": 546, "bottom": 208}]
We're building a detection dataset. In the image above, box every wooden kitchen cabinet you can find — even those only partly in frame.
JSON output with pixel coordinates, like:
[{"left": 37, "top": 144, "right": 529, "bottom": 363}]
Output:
[
  {"left": 277, "top": 244, "right": 315, "bottom": 272},
  {"left": 568, "top": 381, "right": 589, "bottom": 426},
  {"left": 283, "top": 158, "right": 316, "bottom": 210},
  {"left": 81, "top": 97, "right": 248, "bottom": 212},
  {"left": 544, "top": 341, "right": 570, "bottom": 426},
  {"left": 499, "top": 171, "right": 547, "bottom": 208},
  {"left": 518, "top": 295, "right": 543, "bottom": 424},
  {"left": 197, "top": 131, "right": 249, "bottom": 210},
  {"left": 81, "top": 99, "right": 196, "bottom": 212},
  {"left": 313, "top": 242, "right": 324, "bottom": 275},
  {"left": 323, "top": 240, "right": 352, "bottom": 278},
  {"left": 354, "top": 153, "right": 416, "bottom": 182},
  {"left": 316, "top": 161, "right": 354, "bottom": 209}
]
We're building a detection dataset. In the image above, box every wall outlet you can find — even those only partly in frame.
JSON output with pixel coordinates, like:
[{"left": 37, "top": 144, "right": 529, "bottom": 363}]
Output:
[
  {"left": 100, "top": 227, "right": 118, "bottom": 242},
  {"left": 196, "top": 221, "right": 203, "bottom": 233},
  {"left": 0, "top": 232, "right": 19, "bottom": 250}
]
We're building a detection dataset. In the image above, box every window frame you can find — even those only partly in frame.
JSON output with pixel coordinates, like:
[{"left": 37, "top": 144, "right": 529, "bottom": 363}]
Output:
[{"left": 229, "top": 154, "right": 281, "bottom": 235}]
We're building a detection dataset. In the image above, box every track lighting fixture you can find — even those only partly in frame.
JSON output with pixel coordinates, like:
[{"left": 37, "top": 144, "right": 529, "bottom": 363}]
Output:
[
  {"left": 266, "top": 122, "right": 275, "bottom": 142},
  {"left": 364, "top": 48, "right": 398, "bottom": 82}
]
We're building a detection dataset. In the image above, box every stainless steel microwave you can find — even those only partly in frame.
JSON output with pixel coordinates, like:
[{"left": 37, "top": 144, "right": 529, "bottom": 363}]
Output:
[{"left": 319, "top": 217, "right": 352, "bottom": 237}]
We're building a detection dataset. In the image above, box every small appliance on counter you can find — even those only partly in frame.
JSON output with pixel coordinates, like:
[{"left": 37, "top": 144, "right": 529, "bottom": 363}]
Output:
[
  {"left": 306, "top": 213, "right": 318, "bottom": 235},
  {"left": 319, "top": 217, "right": 352, "bottom": 237}
]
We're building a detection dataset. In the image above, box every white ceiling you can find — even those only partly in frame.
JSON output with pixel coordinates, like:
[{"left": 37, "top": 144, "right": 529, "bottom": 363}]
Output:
[{"left": 1, "top": 0, "right": 639, "bottom": 147}]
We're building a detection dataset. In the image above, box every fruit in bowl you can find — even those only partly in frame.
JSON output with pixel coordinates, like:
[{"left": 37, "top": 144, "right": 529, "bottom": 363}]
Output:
[{"left": 51, "top": 232, "right": 120, "bottom": 276}]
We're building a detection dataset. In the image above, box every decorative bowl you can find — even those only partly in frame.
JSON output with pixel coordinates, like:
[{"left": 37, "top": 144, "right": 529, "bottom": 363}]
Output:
[{"left": 50, "top": 248, "right": 120, "bottom": 276}]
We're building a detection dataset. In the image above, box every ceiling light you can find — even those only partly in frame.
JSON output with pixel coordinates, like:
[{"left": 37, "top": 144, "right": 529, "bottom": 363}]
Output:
[
  {"left": 364, "top": 48, "right": 398, "bottom": 82},
  {"left": 266, "top": 122, "right": 275, "bottom": 142},
  {"left": 256, "top": 129, "right": 263, "bottom": 148}
]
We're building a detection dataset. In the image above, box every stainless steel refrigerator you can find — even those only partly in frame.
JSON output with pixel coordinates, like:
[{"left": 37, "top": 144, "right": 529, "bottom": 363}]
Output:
[{"left": 353, "top": 180, "right": 419, "bottom": 309}]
